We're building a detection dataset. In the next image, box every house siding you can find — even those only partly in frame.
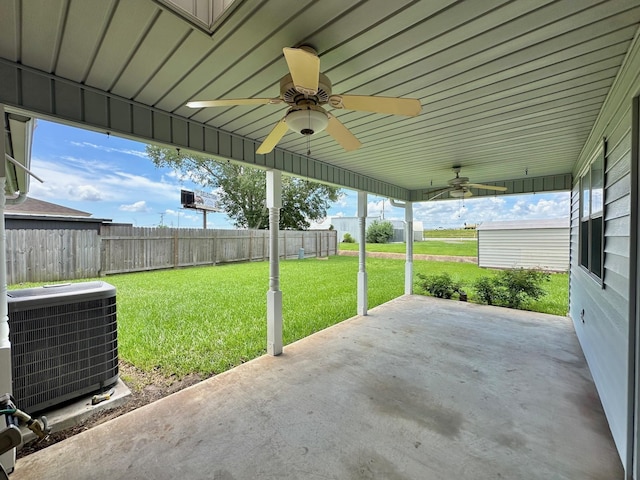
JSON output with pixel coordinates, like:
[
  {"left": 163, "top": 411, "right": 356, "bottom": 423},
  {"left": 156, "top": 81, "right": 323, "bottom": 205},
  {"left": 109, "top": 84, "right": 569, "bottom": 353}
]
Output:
[
  {"left": 570, "top": 30, "right": 640, "bottom": 465},
  {"left": 477, "top": 220, "right": 569, "bottom": 271}
]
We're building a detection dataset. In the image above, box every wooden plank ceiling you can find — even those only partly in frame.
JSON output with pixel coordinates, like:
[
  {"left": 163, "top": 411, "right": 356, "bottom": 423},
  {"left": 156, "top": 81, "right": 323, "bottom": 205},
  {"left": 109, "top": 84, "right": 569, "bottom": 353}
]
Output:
[{"left": 1, "top": 0, "right": 639, "bottom": 193}]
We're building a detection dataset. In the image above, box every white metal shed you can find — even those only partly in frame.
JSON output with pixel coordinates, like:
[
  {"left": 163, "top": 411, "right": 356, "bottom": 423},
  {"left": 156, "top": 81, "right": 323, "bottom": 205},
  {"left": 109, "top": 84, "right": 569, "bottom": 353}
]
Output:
[{"left": 477, "top": 218, "right": 569, "bottom": 272}]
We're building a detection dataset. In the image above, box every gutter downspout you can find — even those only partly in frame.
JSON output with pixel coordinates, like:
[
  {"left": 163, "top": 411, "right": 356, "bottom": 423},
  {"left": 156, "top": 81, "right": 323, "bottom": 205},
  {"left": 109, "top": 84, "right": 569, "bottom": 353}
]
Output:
[
  {"left": 389, "top": 199, "right": 414, "bottom": 295},
  {"left": 5, "top": 192, "right": 27, "bottom": 206},
  {"left": 0, "top": 105, "right": 13, "bottom": 473}
]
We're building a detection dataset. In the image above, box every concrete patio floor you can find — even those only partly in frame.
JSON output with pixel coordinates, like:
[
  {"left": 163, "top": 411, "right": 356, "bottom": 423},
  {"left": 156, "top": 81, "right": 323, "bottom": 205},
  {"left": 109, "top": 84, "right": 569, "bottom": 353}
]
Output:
[{"left": 13, "top": 295, "right": 622, "bottom": 479}]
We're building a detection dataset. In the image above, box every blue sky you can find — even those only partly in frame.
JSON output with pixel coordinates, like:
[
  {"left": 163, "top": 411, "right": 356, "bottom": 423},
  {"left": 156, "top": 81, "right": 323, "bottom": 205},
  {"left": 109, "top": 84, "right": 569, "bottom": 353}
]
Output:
[{"left": 28, "top": 120, "right": 570, "bottom": 229}]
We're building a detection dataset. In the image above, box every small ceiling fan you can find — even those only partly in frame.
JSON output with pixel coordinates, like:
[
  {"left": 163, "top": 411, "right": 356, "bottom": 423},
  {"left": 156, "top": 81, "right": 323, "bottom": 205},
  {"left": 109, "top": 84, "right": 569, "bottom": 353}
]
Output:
[
  {"left": 186, "top": 46, "right": 422, "bottom": 154},
  {"left": 426, "top": 167, "right": 508, "bottom": 200}
]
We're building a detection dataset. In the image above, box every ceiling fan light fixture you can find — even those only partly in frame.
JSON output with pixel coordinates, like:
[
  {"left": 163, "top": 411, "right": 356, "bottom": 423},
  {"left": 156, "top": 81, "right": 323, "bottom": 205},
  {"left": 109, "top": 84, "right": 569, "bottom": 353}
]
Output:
[{"left": 285, "top": 106, "right": 329, "bottom": 135}]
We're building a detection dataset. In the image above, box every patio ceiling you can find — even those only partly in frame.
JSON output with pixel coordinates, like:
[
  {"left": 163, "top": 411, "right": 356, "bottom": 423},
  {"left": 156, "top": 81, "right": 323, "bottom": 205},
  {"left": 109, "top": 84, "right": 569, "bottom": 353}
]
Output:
[{"left": 1, "top": 0, "right": 640, "bottom": 197}]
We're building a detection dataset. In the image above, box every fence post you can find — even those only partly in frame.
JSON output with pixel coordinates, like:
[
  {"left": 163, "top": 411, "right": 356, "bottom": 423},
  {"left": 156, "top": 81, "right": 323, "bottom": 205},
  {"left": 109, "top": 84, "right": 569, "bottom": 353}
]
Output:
[
  {"left": 99, "top": 229, "right": 105, "bottom": 277},
  {"left": 173, "top": 229, "right": 179, "bottom": 268},
  {"left": 213, "top": 230, "right": 217, "bottom": 265}
]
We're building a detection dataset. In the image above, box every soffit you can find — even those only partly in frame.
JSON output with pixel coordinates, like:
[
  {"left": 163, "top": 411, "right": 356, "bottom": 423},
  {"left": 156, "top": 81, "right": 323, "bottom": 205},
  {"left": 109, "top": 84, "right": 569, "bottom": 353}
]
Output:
[{"left": 2, "top": 0, "right": 640, "bottom": 192}]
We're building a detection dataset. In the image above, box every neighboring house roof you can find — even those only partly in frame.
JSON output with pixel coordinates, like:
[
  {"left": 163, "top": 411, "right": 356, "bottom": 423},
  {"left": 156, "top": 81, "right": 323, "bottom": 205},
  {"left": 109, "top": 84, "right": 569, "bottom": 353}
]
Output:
[
  {"left": 477, "top": 218, "right": 569, "bottom": 231},
  {"left": 4, "top": 197, "right": 92, "bottom": 217}
]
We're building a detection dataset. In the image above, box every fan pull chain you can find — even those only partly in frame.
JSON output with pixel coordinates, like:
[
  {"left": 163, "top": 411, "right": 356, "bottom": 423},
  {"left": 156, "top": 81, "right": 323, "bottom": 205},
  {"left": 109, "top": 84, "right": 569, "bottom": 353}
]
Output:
[{"left": 307, "top": 108, "right": 312, "bottom": 156}]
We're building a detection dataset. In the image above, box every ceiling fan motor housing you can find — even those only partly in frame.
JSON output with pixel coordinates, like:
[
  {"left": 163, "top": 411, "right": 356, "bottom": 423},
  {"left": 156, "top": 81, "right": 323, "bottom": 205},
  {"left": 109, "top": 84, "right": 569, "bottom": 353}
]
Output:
[{"left": 280, "top": 73, "right": 332, "bottom": 105}]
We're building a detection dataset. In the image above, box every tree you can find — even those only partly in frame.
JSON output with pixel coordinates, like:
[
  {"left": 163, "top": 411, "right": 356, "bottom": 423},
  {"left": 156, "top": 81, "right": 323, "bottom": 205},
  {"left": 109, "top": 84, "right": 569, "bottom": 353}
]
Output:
[
  {"left": 365, "top": 220, "right": 394, "bottom": 243},
  {"left": 146, "top": 146, "right": 341, "bottom": 230}
]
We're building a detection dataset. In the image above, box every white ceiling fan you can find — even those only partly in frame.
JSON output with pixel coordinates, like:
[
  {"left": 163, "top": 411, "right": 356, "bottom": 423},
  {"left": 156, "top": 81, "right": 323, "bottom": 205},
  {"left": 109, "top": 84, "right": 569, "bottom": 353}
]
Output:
[
  {"left": 427, "top": 167, "right": 508, "bottom": 200},
  {"left": 186, "top": 46, "right": 422, "bottom": 154}
]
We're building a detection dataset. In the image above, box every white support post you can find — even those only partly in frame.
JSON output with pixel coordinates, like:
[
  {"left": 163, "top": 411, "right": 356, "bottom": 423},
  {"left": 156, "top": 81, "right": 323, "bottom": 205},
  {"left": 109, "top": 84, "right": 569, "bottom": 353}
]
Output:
[
  {"left": 0, "top": 105, "right": 14, "bottom": 473},
  {"left": 405, "top": 201, "right": 414, "bottom": 295},
  {"left": 357, "top": 191, "right": 368, "bottom": 316},
  {"left": 266, "top": 170, "right": 282, "bottom": 356}
]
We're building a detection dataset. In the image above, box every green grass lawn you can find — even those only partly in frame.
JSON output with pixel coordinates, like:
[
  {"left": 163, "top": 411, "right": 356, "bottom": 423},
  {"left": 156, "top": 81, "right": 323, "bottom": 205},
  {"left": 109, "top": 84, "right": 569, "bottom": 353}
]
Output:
[
  {"left": 10, "top": 256, "right": 568, "bottom": 379},
  {"left": 423, "top": 228, "right": 477, "bottom": 238},
  {"left": 339, "top": 240, "right": 477, "bottom": 256}
]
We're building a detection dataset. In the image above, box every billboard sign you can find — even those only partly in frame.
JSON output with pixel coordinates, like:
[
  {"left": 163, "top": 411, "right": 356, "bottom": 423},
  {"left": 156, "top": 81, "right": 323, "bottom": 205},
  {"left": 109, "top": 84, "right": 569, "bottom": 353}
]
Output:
[{"left": 181, "top": 189, "right": 221, "bottom": 212}]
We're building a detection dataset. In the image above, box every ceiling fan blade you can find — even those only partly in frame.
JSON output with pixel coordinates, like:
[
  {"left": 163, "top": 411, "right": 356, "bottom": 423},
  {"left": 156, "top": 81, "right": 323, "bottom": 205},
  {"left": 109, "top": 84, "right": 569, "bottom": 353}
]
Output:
[
  {"left": 256, "top": 118, "right": 289, "bottom": 154},
  {"left": 467, "top": 183, "right": 508, "bottom": 192},
  {"left": 330, "top": 95, "right": 421, "bottom": 116},
  {"left": 283, "top": 47, "right": 320, "bottom": 96},
  {"left": 424, "top": 187, "right": 453, "bottom": 201},
  {"left": 326, "top": 114, "right": 362, "bottom": 152},
  {"left": 186, "top": 98, "right": 281, "bottom": 108}
]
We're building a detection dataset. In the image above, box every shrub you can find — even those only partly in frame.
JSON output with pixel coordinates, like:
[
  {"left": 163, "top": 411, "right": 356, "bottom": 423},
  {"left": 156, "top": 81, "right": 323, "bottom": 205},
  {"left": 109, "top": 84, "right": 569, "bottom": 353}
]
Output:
[
  {"left": 416, "top": 272, "right": 463, "bottom": 299},
  {"left": 473, "top": 276, "right": 498, "bottom": 305},
  {"left": 497, "top": 268, "right": 550, "bottom": 309},
  {"left": 342, "top": 232, "right": 355, "bottom": 243},
  {"left": 366, "top": 220, "right": 394, "bottom": 244},
  {"left": 473, "top": 268, "right": 550, "bottom": 309}
]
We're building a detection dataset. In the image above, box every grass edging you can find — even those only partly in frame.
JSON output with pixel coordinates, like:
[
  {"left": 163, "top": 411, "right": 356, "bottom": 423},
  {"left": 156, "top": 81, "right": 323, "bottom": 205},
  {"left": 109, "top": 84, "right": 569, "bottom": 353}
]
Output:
[{"left": 10, "top": 256, "right": 567, "bottom": 379}]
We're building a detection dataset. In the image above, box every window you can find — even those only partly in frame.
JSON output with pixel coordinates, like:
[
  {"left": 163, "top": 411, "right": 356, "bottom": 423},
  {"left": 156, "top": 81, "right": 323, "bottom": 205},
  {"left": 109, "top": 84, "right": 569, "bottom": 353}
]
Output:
[{"left": 580, "top": 140, "right": 605, "bottom": 281}]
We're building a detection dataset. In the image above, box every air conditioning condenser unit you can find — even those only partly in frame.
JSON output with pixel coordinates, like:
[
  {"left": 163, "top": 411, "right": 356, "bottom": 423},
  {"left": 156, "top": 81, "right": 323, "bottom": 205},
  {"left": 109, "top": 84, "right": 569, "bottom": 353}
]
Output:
[{"left": 8, "top": 281, "right": 118, "bottom": 413}]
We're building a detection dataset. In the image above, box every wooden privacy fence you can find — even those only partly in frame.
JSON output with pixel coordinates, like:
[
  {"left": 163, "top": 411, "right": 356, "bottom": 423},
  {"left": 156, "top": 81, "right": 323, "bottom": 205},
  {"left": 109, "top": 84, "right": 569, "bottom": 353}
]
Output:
[
  {"left": 6, "top": 229, "right": 101, "bottom": 284},
  {"left": 6, "top": 226, "right": 337, "bottom": 284}
]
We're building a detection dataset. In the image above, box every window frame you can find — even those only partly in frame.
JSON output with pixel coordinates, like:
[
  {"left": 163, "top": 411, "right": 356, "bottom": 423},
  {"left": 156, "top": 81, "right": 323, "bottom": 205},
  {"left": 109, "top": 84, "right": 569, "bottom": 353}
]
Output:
[{"left": 579, "top": 138, "right": 606, "bottom": 285}]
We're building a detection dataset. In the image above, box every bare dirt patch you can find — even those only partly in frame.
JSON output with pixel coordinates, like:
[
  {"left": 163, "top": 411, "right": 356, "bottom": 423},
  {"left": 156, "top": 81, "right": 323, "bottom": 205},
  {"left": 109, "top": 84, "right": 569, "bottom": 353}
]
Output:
[{"left": 17, "top": 362, "right": 205, "bottom": 458}]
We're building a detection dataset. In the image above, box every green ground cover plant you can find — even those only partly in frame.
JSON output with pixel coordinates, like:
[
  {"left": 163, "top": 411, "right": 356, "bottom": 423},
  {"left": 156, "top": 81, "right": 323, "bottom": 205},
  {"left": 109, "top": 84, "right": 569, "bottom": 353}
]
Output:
[
  {"left": 339, "top": 240, "right": 477, "bottom": 257},
  {"left": 10, "top": 257, "right": 567, "bottom": 379},
  {"left": 415, "top": 272, "right": 464, "bottom": 299},
  {"left": 473, "top": 269, "right": 550, "bottom": 309},
  {"left": 342, "top": 232, "right": 355, "bottom": 243},
  {"left": 413, "top": 262, "right": 567, "bottom": 316}
]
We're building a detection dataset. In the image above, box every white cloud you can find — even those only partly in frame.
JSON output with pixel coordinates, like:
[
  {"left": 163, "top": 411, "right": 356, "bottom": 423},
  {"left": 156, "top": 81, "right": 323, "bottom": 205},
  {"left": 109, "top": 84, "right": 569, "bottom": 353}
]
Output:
[
  {"left": 335, "top": 193, "right": 349, "bottom": 207},
  {"left": 75, "top": 185, "right": 104, "bottom": 201},
  {"left": 120, "top": 201, "right": 150, "bottom": 212},
  {"left": 70, "top": 141, "right": 148, "bottom": 159},
  {"left": 367, "top": 200, "right": 383, "bottom": 217},
  {"left": 525, "top": 197, "right": 570, "bottom": 216},
  {"left": 164, "top": 209, "right": 202, "bottom": 226},
  {"left": 411, "top": 192, "right": 571, "bottom": 229},
  {"left": 30, "top": 157, "right": 180, "bottom": 204}
]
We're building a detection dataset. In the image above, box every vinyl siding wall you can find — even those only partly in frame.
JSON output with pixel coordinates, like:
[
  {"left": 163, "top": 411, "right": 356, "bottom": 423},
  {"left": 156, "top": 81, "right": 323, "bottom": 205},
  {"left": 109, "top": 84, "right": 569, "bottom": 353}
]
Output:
[
  {"left": 478, "top": 222, "right": 569, "bottom": 271},
  {"left": 570, "top": 30, "right": 640, "bottom": 465}
]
